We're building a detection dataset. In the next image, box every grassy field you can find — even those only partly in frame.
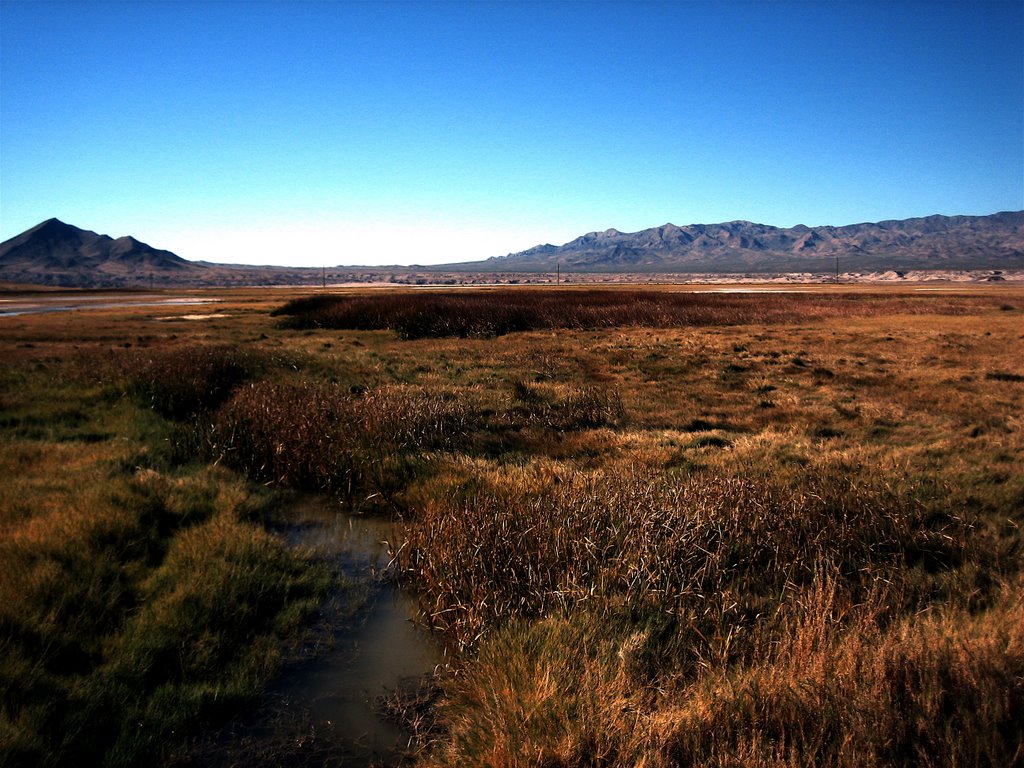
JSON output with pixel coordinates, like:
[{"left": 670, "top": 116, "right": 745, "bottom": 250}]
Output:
[{"left": 1, "top": 284, "right": 1022, "bottom": 767}]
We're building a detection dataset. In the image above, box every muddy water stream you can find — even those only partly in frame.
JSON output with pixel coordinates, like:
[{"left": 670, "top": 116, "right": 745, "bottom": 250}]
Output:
[{"left": 188, "top": 496, "right": 442, "bottom": 767}]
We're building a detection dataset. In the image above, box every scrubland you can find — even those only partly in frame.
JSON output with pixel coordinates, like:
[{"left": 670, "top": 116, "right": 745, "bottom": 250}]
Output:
[{"left": 1, "top": 285, "right": 1021, "bottom": 767}]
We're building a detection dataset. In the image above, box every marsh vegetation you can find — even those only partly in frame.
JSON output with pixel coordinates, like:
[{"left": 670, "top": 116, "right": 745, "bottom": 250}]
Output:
[{"left": 1, "top": 285, "right": 1021, "bottom": 767}]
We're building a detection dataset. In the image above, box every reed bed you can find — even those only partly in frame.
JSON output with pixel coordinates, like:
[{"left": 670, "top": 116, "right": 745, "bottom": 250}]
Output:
[
  {"left": 398, "top": 456, "right": 1020, "bottom": 768},
  {"left": 272, "top": 290, "right": 979, "bottom": 338},
  {"left": 202, "top": 381, "right": 474, "bottom": 505},
  {"left": 192, "top": 378, "right": 627, "bottom": 504},
  {"left": 424, "top": 579, "right": 1023, "bottom": 768},
  {"left": 122, "top": 344, "right": 282, "bottom": 420},
  {"left": 394, "top": 460, "right": 986, "bottom": 653}
]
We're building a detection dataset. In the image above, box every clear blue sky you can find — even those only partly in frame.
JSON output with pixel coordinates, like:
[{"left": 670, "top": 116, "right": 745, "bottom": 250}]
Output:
[{"left": 2, "top": 0, "right": 1022, "bottom": 266}]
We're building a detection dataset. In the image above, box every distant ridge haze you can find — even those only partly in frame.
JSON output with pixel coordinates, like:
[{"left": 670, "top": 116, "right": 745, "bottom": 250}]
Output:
[{"left": 1, "top": 212, "right": 1022, "bottom": 287}]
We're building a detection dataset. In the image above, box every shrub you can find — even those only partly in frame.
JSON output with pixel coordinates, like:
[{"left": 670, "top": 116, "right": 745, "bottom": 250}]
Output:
[{"left": 985, "top": 371, "right": 1024, "bottom": 383}]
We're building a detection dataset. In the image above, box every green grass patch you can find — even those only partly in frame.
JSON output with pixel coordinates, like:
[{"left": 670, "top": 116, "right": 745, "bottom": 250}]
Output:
[{"left": 0, "top": 357, "right": 334, "bottom": 767}]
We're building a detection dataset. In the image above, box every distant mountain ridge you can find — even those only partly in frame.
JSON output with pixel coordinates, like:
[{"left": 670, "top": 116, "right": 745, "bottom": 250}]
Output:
[
  {"left": 481, "top": 211, "right": 1024, "bottom": 272},
  {"left": 0, "top": 219, "right": 205, "bottom": 287},
  {"left": 2, "top": 212, "right": 1023, "bottom": 287}
]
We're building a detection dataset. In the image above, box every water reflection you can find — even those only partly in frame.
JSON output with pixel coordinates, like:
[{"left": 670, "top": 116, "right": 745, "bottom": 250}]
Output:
[
  {"left": 183, "top": 497, "right": 440, "bottom": 767},
  {"left": 0, "top": 296, "right": 218, "bottom": 316}
]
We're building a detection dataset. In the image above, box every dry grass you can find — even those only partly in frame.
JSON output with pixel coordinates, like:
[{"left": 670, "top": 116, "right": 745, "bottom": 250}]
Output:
[
  {"left": 368, "top": 288, "right": 1023, "bottom": 766},
  {"left": 395, "top": 456, "right": 1001, "bottom": 649},
  {"left": 1, "top": 284, "right": 1022, "bottom": 767},
  {"left": 423, "top": 578, "right": 1023, "bottom": 768}
]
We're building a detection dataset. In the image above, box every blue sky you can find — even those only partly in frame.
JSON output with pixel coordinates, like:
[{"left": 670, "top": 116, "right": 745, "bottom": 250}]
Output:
[{"left": 1, "top": 0, "right": 1022, "bottom": 266}]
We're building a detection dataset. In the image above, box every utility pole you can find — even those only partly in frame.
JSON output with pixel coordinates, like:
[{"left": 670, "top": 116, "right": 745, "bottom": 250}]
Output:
[
  {"left": 835, "top": 256, "right": 840, "bottom": 284},
  {"left": 556, "top": 263, "right": 560, "bottom": 285},
  {"left": 322, "top": 265, "right": 326, "bottom": 289}
]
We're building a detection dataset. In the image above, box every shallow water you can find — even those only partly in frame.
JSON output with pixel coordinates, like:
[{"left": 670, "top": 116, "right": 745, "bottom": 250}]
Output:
[
  {"left": 187, "top": 497, "right": 441, "bottom": 767},
  {"left": 276, "top": 501, "right": 442, "bottom": 756},
  {"left": 0, "top": 295, "right": 218, "bottom": 316}
]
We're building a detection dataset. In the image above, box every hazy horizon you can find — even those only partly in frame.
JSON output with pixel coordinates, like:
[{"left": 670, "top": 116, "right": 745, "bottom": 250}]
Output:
[{"left": 2, "top": 1, "right": 1021, "bottom": 267}]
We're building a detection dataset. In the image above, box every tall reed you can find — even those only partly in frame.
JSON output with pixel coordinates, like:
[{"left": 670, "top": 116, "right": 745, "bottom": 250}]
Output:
[
  {"left": 204, "top": 381, "right": 473, "bottom": 506},
  {"left": 396, "top": 460, "right": 985, "bottom": 652},
  {"left": 122, "top": 344, "right": 277, "bottom": 420}
]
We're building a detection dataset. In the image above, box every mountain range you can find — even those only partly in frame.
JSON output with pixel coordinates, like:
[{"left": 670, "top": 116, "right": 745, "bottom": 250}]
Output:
[
  {"left": 1, "top": 212, "right": 1023, "bottom": 287},
  {"left": 479, "top": 211, "right": 1024, "bottom": 273}
]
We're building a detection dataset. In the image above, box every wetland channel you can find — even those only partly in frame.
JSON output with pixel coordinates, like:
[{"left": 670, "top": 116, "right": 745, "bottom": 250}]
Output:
[{"left": 184, "top": 496, "right": 441, "bottom": 767}]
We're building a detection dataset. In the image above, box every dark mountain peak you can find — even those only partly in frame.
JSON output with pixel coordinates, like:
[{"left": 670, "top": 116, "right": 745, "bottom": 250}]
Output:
[
  {"left": 27, "top": 217, "right": 80, "bottom": 236},
  {"left": 575, "top": 227, "right": 622, "bottom": 241},
  {"left": 2, "top": 218, "right": 99, "bottom": 254},
  {"left": 109, "top": 236, "right": 146, "bottom": 257},
  {"left": 31, "top": 217, "right": 70, "bottom": 232},
  {"left": 991, "top": 210, "right": 1024, "bottom": 224},
  {"left": 0, "top": 219, "right": 203, "bottom": 286}
]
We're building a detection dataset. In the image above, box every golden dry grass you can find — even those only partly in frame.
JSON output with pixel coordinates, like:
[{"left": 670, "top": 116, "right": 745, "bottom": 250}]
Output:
[{"left": 1, "top": 283, "right": 1021, "bottom": 766}]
